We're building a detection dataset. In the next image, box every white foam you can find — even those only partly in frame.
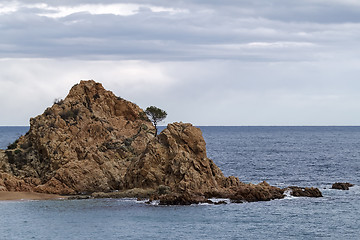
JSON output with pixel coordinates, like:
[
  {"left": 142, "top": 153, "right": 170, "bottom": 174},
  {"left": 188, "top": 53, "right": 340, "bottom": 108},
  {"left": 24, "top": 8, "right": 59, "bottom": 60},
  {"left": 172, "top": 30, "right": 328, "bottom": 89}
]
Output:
[
  {"left": 209, "top": 198, "right": 231, "bottom": 204},
  {"left": 282, "top": 188, "right": 298, "bottom": 200}
]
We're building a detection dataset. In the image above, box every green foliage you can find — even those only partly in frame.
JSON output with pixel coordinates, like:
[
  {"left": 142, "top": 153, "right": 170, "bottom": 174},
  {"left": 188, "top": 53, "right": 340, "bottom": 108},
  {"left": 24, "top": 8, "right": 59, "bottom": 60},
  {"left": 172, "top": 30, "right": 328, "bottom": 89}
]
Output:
[
  {"left": 60, "top": 108, "right": 80, "bottom": 121},
  {"left": 44, "top": 108, "right": 53, "bottom": 116},
  {"left": 7, "top": 139, "right": 18, "bottom": 150},
  {"left": 139, "top": 112, "right": 150, "bottom": 121},
  {"left": 145, "top": 106, "right": 167, "bottom": 135},
  {"left": 54, "top": 98, "right": 64, "bottom": 105},
  {"left": 14, "top": 149, "right": 22, "bottom": 155},
  {"left": 20, "top": 141, "right": 32, "bottom": 149}
]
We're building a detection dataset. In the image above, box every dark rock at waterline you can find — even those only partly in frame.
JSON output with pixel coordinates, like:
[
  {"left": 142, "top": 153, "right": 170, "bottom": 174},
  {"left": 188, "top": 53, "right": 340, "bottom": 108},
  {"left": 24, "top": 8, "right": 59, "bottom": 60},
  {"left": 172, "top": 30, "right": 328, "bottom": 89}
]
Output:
[
  {"left": 159, "top": 193, "right": 205, "bottom": 205},
  {"left": 288, "top": 186, "right": 323, "bottom": 198},
  {"left": 331, "top": 182, "right": 354, "bottom": 190},
  {"left": 229, "top": 181, "right": 285, "bottom": 202},
  {"left": 67, "top": 195, "right": 92, "bottom": 200}
]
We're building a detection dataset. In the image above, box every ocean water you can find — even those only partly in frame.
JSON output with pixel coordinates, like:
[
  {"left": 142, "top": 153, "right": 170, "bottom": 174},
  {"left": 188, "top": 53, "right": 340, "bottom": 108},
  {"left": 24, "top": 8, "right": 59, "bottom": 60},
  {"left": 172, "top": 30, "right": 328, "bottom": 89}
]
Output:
[
  {"left": 0, "top": 126, "right": 359, "bottom": 239},
  {"left": 0, "top": 126, "right": 29, "bottom": 150}
]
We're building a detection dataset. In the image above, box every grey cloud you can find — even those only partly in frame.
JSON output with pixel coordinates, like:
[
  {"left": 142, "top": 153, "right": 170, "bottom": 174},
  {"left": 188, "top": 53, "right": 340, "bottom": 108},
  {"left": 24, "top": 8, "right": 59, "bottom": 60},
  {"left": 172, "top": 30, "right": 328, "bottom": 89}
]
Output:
[
  {"left": 1, "top": 0, "right": 360, "bottom": 61},
  {"left": 2, "top": 1, "right": 360, "bottom": 126}
]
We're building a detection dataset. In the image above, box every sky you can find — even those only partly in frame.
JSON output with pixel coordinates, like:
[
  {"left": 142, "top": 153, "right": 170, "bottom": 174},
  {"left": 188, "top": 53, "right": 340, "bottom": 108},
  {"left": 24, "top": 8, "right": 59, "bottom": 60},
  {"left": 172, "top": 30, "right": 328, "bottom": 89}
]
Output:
[{"left": 1, "top": 0, "right": 360, "bottom": 126}]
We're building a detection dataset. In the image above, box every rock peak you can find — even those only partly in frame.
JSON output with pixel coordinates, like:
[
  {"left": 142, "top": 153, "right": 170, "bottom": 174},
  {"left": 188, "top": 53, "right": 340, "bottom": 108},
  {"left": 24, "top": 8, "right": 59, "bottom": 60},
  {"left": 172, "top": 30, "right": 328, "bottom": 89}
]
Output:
[
  {"left": 2, "top": 80, "right": 156, "bottom": 194},
  {"left": 0, "top": 80, "right": 322, "bottom": 203}
]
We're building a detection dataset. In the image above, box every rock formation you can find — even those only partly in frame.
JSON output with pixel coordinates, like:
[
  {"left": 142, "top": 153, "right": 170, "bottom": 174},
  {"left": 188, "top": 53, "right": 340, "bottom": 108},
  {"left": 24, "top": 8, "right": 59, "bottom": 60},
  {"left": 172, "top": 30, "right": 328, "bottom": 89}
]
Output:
[
  {"left": 287, "top": 186, "right": 323, "bottom": 198},
  {"left": 1, "top": 80, "right": 155, "bottom": 194},
  {"left": 123, "top": 122, "right": 241, "bottom": 195},
  {"left": 0, "top": 80, "right": 322, "bottom": 204},
  {"left": 331, "top": 182, "right": 354, "bottom": 190}
]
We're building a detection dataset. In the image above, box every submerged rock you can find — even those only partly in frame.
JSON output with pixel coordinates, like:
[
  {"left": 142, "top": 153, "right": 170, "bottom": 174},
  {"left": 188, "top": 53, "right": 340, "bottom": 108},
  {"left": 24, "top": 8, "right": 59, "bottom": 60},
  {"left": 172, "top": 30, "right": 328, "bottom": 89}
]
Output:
[{"left": 331, "top": 182, "right": 354, "bottom": 190}]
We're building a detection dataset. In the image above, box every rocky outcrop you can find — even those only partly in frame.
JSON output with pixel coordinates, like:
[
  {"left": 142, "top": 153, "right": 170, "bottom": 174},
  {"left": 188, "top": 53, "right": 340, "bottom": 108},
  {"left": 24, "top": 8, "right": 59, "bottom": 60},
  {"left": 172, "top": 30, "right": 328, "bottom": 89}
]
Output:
[
  {"left": 1, "top": 80, "right": 155, "bottom": 194},
  {"left": 123, "top": 122, "right": 240, "bottom": 195},
  {"left": 331, "top": 182, "right": 354, "bottom": 190},
  {"left": 159, "top": 193, "right": 208, "bottom": 205},
  {"left": 229, "top": 181, "right": 285, "bottom": 203},
  {"left": 0, "top": 172, "right": 36, "bottom": 192},
  {"left": 287, "top": 186, "right": 323, "bottom": 198},
  {"left": 0, "top": 80, "right": 322, "bottom": 204}
]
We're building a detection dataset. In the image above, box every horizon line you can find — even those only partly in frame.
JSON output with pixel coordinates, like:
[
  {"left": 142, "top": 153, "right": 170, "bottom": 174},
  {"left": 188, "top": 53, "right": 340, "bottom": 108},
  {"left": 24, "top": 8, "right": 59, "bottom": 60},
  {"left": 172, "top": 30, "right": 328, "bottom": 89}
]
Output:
[{"left": 2, "top": 125, "right": 360, "bottom": 127}]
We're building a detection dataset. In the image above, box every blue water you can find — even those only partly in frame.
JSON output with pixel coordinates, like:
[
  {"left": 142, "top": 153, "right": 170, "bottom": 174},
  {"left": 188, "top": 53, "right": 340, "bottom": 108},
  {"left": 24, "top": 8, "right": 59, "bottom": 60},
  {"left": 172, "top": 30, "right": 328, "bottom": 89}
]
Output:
[
  {"left": 1, "top": 126, "right": 359, "bottom": 239},
  {"left": 0, "top": 126, "right": 29, "bottom": 150}
]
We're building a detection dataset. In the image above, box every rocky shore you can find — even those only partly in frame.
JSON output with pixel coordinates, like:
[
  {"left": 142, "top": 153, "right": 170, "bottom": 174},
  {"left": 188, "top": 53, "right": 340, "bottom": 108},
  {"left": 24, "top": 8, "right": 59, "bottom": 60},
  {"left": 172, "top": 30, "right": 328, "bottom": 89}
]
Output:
[{"left": 0, "top": 80, "right": 323, "bottom": 204}]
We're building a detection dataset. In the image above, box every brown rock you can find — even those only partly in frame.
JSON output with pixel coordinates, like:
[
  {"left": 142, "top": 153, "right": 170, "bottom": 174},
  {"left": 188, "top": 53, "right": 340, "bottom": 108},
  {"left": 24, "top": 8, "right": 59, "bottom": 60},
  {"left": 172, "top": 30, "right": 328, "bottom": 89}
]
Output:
[
  {"left": 0, "top": 172, "right": 34, "bottom": 192},
  {"left": 91, "top": 188, "right": 157, "bottom": 199},
  {"left": 124, "top": 122, "right": 240, "bottom": 195},
  {"left": 159, "top": 193, "right": 207, "bottom": 205},
  {"left": 287, "top": 186, "right": 323, "bottom": 198},
  {"left": 2, "top": 80, "right": 155, "bottom": 194},
  {"left": 331, "top": 182, "right": 354, "bottom": 190},
  {"left": 0, "top": 80, "right": 321, "bottom": 204},
  {"left": 230, "top": 181, "right": 285, "bottom": 202}
]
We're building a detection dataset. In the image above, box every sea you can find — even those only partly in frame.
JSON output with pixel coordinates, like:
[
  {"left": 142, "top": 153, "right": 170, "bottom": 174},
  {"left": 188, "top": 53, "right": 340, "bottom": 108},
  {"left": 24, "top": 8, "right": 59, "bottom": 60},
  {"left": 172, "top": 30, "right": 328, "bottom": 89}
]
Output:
[{"left": 0, "top": 126, "right": 359, "bottom": 240}]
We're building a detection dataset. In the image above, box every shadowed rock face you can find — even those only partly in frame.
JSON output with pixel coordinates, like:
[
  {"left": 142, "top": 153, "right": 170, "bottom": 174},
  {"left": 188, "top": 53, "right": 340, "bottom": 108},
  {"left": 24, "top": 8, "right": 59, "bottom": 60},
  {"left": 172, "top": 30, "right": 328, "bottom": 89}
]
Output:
[{"left": 0, "top": 80, "right": 322, "bottom": 203}]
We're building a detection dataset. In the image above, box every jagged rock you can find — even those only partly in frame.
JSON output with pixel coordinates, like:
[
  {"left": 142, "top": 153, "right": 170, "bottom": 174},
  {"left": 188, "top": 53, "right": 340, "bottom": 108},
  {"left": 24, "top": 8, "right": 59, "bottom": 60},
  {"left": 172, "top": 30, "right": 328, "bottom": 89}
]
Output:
[
  {"left": 331, "top": 182, "right": 354, "bottom": 190},
  {"left": 0, "top": 80, "right": 322, "bottom": 204},
  {"left": 0, "top": 172, "right": 35, "bottom": 192},
  {"left": 1, "top": 80, "right": 155, "bottom": 193},
  {"left": 159, "top": 193, "right": 207, "bottom": 205},
  {"left": 124, "top": 122, "right": 240, "bottom": 195},
  {"left": 287, "top": 186, "right": 323, "bottom": 198},
  {"left": 229, "top": 181, "right": 285, "bottom": 202}
]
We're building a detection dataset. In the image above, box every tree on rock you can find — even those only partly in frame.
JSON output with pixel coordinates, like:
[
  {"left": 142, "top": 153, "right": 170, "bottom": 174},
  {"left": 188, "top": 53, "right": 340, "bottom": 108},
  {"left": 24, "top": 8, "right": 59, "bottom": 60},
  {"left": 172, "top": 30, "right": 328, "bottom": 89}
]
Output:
[{"left": 145, "top": 106, "right": 167, "bottom": 135}]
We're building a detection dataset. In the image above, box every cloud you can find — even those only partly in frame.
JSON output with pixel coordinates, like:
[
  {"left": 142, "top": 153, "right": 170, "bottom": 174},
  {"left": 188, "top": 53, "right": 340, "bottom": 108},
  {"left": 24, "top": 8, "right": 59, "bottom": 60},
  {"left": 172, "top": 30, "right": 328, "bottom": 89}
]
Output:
[
  {"left": 2, "top": 58, "right": 360, "bottom": 126},
  {"left": 1, "top": 1, "right": 360, "bottom": 125},
  {"left": 0, "top": 58, "right": 176, "bottom": 125},
  {"left": 1, "top": 0, "right": 360, "bottom": 61}
]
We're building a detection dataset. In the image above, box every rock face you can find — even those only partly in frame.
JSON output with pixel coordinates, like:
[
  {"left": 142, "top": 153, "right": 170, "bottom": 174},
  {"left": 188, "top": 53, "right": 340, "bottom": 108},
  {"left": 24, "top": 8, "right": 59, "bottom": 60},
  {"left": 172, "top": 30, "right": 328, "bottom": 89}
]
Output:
[
  {"left": 0, "top": 80, "right": 322, "bottom": 203},
  {"left": 287, "top": 186, "right": 323, "bottom": 198},
  {"left": 229, "top": 181, "right": 285, "bottom": 202},
  {"left": 1, "top": 80, "right": 155, "bottom": 194},
  {"left": 124, "top": 122, "right": 240, "bottom": 195}
]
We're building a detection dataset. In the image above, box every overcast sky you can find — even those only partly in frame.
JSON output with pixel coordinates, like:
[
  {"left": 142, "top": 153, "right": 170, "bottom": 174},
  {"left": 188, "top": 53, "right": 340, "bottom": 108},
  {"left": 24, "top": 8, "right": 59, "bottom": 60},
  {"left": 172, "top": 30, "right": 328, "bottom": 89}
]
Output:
[{"left": 1, "top": 0, "right": 360, "bottom": 126}]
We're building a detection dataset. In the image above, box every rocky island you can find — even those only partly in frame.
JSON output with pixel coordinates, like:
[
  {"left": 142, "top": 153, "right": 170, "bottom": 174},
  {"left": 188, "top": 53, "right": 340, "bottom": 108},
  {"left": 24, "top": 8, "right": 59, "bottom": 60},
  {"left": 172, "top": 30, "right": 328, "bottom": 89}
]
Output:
[{"left": 0, "top": 80, "right": 322, "bottom": 204}]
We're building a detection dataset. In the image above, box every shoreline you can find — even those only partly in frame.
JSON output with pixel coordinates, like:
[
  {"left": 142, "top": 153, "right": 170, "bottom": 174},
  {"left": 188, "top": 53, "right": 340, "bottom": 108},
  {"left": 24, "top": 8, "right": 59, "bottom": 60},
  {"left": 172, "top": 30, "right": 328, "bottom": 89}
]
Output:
[{"left": 0, "top": 191, "right": 68, "bottom": 201}]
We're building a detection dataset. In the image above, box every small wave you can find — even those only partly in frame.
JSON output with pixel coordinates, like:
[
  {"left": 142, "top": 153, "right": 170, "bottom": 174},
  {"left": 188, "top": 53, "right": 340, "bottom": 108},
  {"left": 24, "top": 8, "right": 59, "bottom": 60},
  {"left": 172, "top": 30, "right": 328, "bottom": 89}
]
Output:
[
  {"left": 281, "top": 188, "right": 299, "bottom": 200},
  {"left": 283, "top": 189, "right": 292, "bottom": 198},
  {"left": 209, "top": 198, "right": 231, "bottom": 204},
  {"left": 135, "top": 199, "right": 160, "bottom": 205}
]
